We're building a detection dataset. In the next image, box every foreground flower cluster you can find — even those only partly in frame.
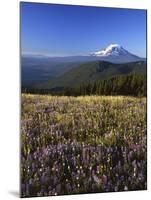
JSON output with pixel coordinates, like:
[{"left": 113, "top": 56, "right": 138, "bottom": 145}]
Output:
[{"left": 21, "top": 94, "right": 147, "bottom": 197}]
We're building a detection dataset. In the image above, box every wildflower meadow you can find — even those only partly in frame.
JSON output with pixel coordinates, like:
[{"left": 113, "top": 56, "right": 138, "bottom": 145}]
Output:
[{"left": 21, "top": 94, "right": 147, "bottom": 197}]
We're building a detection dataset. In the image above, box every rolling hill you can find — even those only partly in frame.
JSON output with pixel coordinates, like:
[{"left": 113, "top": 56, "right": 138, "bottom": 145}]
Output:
[{"left": 37, "top": 60, "right": 146, "bottom": 89}]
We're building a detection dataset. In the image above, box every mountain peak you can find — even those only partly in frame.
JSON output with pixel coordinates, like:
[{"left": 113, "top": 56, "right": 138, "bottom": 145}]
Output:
[
  {"left": 90, "top": 44, "right": 130, "bottom": 57},
  {"left": 106, "top": 43, "right": 122, "bottom": 49},
  {"left": 88, "top": 43, "right": 144, "bottom": 63}
]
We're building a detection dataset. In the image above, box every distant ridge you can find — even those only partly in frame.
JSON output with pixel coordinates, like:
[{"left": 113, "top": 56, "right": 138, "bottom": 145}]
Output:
[{"left": 37, "top": 60, "right": 146, "bottom": 89}]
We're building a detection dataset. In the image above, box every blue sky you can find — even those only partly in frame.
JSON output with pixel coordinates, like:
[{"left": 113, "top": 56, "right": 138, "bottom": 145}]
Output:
[{"left": 21, "top": 2, "right": 147, "bottom": 57}]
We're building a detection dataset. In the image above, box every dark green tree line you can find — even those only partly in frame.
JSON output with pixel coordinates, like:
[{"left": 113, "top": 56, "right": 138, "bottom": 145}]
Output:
[
  {"left": 22, "top": 74, "right": 146, "bottom": 97},
  {"left": 64, "top": 73, "right": 146, "bottom": 97}
]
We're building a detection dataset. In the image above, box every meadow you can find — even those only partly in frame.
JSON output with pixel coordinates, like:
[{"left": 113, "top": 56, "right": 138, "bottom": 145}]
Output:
[{"left": 21, "top": 94, "right": 147, "bottom": 197}]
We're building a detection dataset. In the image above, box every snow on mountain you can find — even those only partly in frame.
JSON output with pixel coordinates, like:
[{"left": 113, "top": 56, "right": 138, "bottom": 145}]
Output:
[
  {"left": 90, "top": 44, "right": 143, "bottom": 63},
  {"left": 90, "top": 44, "right": 128, "bottom": 56}
]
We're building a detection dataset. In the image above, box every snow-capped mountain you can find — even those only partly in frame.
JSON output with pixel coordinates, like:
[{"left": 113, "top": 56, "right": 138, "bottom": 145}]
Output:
[
  {"left": 91, "top": 44, "right": 129, "bottom": 56},
  {"left": 90, "top": 44, "right": 144, "bottom": 63}
]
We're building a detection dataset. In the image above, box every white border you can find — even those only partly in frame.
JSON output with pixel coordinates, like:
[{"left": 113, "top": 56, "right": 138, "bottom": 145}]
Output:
[{"left": 0, "top": 0, "right": 150, "bottom": 199}]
